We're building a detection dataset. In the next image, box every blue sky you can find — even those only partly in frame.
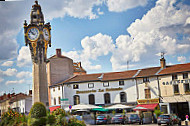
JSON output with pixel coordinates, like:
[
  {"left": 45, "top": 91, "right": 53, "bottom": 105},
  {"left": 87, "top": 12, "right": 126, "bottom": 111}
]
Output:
[{"left": 0, "top": 0, "right": 190, "bottom": 94}]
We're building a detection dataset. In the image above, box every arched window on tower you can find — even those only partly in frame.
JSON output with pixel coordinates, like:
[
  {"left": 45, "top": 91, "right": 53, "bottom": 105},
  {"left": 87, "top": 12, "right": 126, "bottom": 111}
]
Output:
[
  {"left": 120, "top": 92, "right": 126, "bottom": 103},
  {"left": 89, "top": 94, "right": 95, "bottom": 105},
  {"left": 104, "top": 93, "right": 111, "bottom": 104},
  {"left": 73, "top": 95, "right": 80, "bottom": 105}
]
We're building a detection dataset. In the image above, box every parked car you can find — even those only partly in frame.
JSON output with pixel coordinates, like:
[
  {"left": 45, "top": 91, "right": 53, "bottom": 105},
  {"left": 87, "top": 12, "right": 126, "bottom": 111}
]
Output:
[
  {"left": 111, "top": 114, "right": 127, "bottom": 124},
  {"left": 96, "top": 115, "right": 108, "bottom": 124},
  {"left": 157, "top": 114, "right": 181, "bottom": 125},
  {"left": 73, "top": 115, "right": 83, "bottom": 121},
  {"left": 125, "top": 113, "right": 140, "bottom": 124}
]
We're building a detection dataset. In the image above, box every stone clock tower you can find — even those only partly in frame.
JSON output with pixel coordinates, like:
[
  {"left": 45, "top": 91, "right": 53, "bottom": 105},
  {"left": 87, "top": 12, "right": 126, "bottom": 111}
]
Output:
[{"left": 24, "top": 1, "right": 51, "bottom": 106}]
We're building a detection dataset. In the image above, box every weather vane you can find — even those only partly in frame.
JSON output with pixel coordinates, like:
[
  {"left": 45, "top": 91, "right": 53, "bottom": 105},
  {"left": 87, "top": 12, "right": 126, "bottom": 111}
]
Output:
[{"left": 161, "top": 52, "right": 165, "bottom": 59}]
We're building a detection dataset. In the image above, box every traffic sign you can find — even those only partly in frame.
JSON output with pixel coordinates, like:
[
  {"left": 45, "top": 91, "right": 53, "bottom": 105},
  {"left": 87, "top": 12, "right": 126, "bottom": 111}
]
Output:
[{"left": 69, "top": 105, "right": 72, "bottom": 109}]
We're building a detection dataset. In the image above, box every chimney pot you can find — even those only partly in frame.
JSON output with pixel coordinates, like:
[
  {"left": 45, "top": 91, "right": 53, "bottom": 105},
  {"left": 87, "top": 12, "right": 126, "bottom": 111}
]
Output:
[{"left": 56, "top": 49, "right": 61, "bottom": 57}]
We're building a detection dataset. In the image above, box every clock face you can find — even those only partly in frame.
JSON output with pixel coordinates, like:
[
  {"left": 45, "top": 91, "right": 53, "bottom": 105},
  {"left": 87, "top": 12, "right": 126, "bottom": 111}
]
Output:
[
  {"left": 43, "top": 28, "right": 50, "bottom": 41},
  {"left": 27, "top": 27, "right": 39, "bottom": 41}
]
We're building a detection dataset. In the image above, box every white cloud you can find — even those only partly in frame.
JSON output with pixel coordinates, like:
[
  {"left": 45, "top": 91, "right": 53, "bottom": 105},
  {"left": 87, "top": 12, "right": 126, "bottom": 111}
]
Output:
[
  {"left": 0, "top": 78, "right": 4, "bottom": 83},
  {"left": 97, "top": 8, "right": 104, "bottom": 15},
  {"left": 63, "top": 33, "right": 115, "bottom": 71},
  {"left": 5, "top": 79, "right": 25, "bottom": 85},
  {"left": 0, "top": 68, "right": 17, "bottom": 76},
  {"left": 177, "top": 56, "right": 186, "bottom": 63},
  {"left": 16, "top": 71, "right": 32, "bottom": 78},
  {"left": 1, "top": 61, "right": 14, "bottom": 67},
  {"left": 106, "top": 0, "right": 147, "bottom": 12},
  {"left": 17, "top": 46, "right": 32, "bottom": 67},
  {"left": 110, "top": 0, "right": 190, "bottom": 70}
]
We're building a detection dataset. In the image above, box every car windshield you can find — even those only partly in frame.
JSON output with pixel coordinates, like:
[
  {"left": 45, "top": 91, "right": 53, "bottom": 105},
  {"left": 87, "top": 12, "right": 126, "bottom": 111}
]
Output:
[
  {"left": 97, "top": 116, "right": 105, "bottom": 118},
  {"left": 114, "top": 115, "right": 122, "bottom": 117},
  {"left": 159, "top": 115, "right": 170, "bottom": 118},
  {"left": 130, "top": 114, "right": 138, "bottom": 118}
]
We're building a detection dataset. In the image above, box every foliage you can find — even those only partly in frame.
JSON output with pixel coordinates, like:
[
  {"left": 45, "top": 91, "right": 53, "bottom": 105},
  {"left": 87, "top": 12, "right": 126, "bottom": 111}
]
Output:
[
  {"left": 29, "top": 102, "right": 47, "bottom": 118},
  {"left": 46, "top": 113, "right": 56, "bottom": 125},
  {"left": 154, "top": 109, "right": 163, "bottom": 118},
  {"left": 68, "top": 117, "right": 86, "bottom": 126},
  {"left": 122, "top": 109, "right": 126, "bottom": 115},
  {"left": 29, "top": 117, "right": 47, "bottom": 126},
  {"left": 0, "top": 107, "right": 27, "bottom": 126},
  {"left": 52, "top": 108, "right": 66, "bottom": 116},
  {"left": 112, "top": 110, "right": 116, "bottom": 115}
]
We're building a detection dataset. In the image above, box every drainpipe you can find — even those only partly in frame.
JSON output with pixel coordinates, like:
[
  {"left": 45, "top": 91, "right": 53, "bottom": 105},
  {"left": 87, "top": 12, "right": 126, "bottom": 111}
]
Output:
[
  {"left": 61, "top": 83, "right": 64, "bottom": 109},
  {"left": 157, "top": 76, "right": 161, "bottom": 103},
  {"left": 135, "top": 78, "right": 139, "bottom": 100}
]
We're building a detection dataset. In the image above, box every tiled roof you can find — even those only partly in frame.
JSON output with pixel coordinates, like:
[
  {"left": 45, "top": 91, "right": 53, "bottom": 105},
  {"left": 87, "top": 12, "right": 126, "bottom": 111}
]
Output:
[
  {"left": 158, "top": 63, "right": 190, "bottom": 75},
  {"left": 48, "top": 55, "right": 71, "bottom": 60},
  {"left": 136, "top": 67, "right": 161, "bottom": 77}
]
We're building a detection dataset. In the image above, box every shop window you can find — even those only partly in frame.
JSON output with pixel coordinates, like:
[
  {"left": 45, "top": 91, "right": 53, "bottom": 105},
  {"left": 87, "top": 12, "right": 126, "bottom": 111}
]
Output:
[
  {"left": 173, "top": 85, "right": 179, "bottom": 94},
  {"left": 58, "top": 96, "right": 61, "bottom": 104},
  {"left": 88, "top": 83, "right": 94, "bottom": 88},
  {"left": 89, "top": 94, "right": 95, "bottom": 105},
  {"left": 143, "top": 77, "right": 149, "bottom": 83},
  {"left": 54, "top": 97, "right": 56, "bottom": 105},
  {"left": 172, "top": 74, "right": 178, "bottom": 80},
  {"left": 184, "top": 83, "right": 190, "bottom": 94},
  {"left": 120, "top": 92, "right": 126, "bottom": 103},
  {"left": 183, "top": 73, "right": 188, "bottom": 79},
  {"left": 104, "top": 93, "right": 111, "bottom": 104},
  {"left": 103, "top": 82, "right": 109, "bottom": 87},
  {"left": 119, "top": 80, "right": 124, "bottom": 86},
  {"left": 73, "top": 95, "right": 80, "bottom": 105},
  {"left": 73, "top": 84, "right": 79, "bottom": 89},
  {"left": 145, "top": 89, "right": 151, "bottom": 99},
  {"left": 58, "top": 86, "right": 60, "bottom": 90}
]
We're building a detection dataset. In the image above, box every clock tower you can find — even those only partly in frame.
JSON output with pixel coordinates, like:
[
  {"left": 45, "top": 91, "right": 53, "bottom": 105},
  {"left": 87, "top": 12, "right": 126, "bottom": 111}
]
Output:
[{"left": 24, "top": 1, "right": 51, "bottom": 106}]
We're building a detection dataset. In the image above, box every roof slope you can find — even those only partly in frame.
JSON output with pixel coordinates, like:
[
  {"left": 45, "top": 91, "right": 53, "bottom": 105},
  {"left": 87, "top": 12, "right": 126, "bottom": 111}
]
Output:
[
  {"left": 136, "top": 67, "right": 161, "bottom": 77},
  {"left": 159, "top": 63, "right": 190, "bottom": 75}
]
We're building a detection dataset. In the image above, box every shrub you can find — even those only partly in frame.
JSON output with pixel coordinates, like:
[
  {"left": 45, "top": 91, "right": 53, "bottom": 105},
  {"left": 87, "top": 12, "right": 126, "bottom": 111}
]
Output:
[
  {"left": 52, "top": 108, "right": 66, "bottom": 116},
  {"left": 29, "top": 117, "right": 47, "bottom": 126},
  {"left": 46, "top": 114, "right": 56, "bottom": 125},
  {"left": 29, "top": 102, "right": 47, "bottom": 118},
  {"left": 68, "top": 117, "right": 86, "bottom": 126}
]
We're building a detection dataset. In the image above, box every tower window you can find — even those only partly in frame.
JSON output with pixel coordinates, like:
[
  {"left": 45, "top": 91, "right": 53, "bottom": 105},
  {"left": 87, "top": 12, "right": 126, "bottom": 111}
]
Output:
[{"left": 119, "top": 81, "right": 124, "bottom": 86}]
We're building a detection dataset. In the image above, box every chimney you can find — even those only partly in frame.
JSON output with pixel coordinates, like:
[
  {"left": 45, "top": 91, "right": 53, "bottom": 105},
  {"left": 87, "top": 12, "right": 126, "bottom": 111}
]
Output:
[
  {"left": 29, "top": 90, "right": 32, "bottom": 96},
  {"left": 78, "top": 62, "right": 81, "bottom": 68},
  {"left": 56, "top": 49, "right": 61, "bottom": 57},
  {"left": 160, "top": 58, "right": 166, "bottom": 69}
]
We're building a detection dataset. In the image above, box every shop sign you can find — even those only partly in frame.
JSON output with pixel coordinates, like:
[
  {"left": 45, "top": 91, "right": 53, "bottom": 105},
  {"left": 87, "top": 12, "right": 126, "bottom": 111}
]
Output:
[
  {"left": 162, "top": 79, "right": 190, "bottom": 85},
  {"left": 76, "top": 87, "right": 123, "bottom": 94},
  {"left": 137, "top": 98, "right": 159, "bottom": 104}
]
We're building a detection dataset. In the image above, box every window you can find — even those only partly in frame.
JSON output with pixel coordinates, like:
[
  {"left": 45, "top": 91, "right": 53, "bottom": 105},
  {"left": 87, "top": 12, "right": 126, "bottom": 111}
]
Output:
[
  {"left": 104, "top": 93, "right": 110, "bottom": 104},
  {"left": 145, "top": 89, "right": 151, "bottom": 99},
  {"left": 54, "top": 98, "right": 56, "bottom": 105},
  {"left": 120, "top": 92, "right": 126, "bottom": 102},
  {"left": 183, "top": 73, "right": 188, "bottom": 79},
  {"left": 58, "top": 97, "right": 61, "bottom": 104},
  {"left": 89, "top": 94, "right": 95, "bottom": 105},
  {"left": 173, "top": 85, "right": 179, "bottom": 94},
  {"left": 73, "top": 84, "right": 79, "bottom": 89},
  {"left": 73, "top": 95, "right": 80, "bottom": 105},
  {"left": 58, "top": 86, "right": 60, "bottom": 90},
  {"left": 172, "top": 74, "right": 178, "bottom": 80},
  {"left": 103, "top": 82, "right": 109, "bottom": 87},
  {"left": 143, "top": 77, "right": 149, "bottom": 83},
  {"left": 53, "top": 87, "right": 55, "bottom": 92},
  {"left": 119, "top": 81, "right": 124, "bottom": 86},
  {"left": 88, "top": 83, "right": 94, "bottom": 88},
  {"left": 184, "top": 83, "right": 190, "bottom": 93}
]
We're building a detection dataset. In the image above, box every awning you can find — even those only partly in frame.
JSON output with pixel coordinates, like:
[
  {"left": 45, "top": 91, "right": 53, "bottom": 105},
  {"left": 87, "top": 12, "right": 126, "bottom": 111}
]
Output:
[
  {"left": 49, "top": 105, "right": 61, "bottom": 112},
  {"left": 134, "top": 103, "right": 159, "bottom": 111}
]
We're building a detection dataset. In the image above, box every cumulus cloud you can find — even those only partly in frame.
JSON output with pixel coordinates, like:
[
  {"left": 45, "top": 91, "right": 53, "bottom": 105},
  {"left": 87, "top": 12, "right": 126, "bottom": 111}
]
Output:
[
  {"left": 63, "top": 33, "right": 115, "bottom": 70},
  {"left": 110, "top": 0, "right": 190, "bottom": 70},
  {"left": 0, "top": 68, "right": 17, "bottom": 76},
  {"left": 106, "top": 0, "right": 147, "bottom": 12},
  {"left": 16, "top": 71, "right": 32, "bottom": 78},
  {"left": 1, "top": 61, "right": 14, "bottom": 67},
  {"left": 5, "top": 79, "right": 25, "bottom": 85},
  {"left": 17, "top": 46, "right": 32, "bottom": 67},
  {"left": 177, "top": 56, "right": 186, "bottom": 63}
]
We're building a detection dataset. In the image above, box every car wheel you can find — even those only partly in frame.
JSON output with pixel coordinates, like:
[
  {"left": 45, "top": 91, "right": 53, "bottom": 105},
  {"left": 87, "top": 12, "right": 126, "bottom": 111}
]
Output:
[{"left": 158, "top": 123, "right": 161, "bottom": 125}]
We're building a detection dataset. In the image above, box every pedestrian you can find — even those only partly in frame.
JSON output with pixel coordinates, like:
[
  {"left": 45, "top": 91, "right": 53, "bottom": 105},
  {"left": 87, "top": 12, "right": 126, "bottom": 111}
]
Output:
[{"left": 140, "top": 112, "right": 144, "bottom": 125}]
